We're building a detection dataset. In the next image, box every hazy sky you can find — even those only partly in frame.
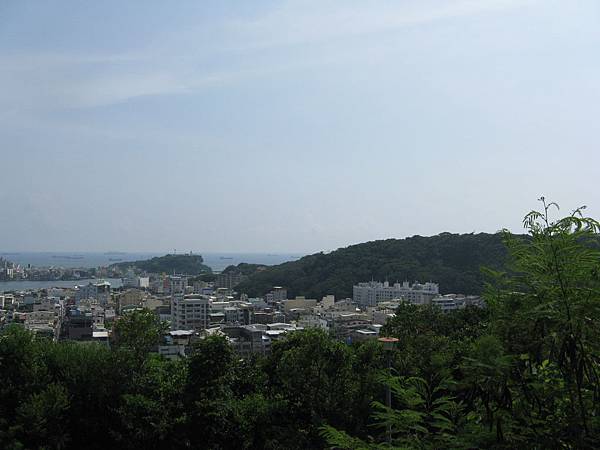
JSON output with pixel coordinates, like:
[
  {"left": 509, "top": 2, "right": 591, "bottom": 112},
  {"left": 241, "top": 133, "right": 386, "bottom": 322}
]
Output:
[{"left": 1, "top": 0, "right": 599, "bottom": 253}]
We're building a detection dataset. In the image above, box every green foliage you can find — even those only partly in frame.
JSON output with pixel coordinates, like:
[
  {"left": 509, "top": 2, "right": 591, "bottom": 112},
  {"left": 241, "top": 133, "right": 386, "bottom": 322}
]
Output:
[
  {"left": 321, "top": 374, "right": 464, "bottom": 450},
  {"left": 112, "top": 308, "right": 168, "bottom": 363},
  {"left": 3, "top": 200, "right": 600, "bottom": 449},
  {"left": 320, "top": 425, "right": 383, "bottom": 450},
  {"left": 262, "top": 329, "right": 362, "bottom": 448},
  {"left": 111, "top": 254, "right": 212, "bottom": 275},
  {"left": 16, "top": 383, "right": 70, "bottom": 450},
  {"left": 483, "top": 199, "right": 600, "bottom": 447},
  {"left": 237, "top": 232, "right": 509, "bottom": 298},
  {"left": 322, "top": 199, "right": 600, "bottom": 449},
  {"left": 223, "top": 263, "right": 266, "bottom": 276}
]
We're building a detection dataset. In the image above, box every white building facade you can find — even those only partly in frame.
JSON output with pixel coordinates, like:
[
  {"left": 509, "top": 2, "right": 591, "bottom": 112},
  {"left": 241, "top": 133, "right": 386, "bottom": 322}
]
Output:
[
  {"left": 171, "top": 293, "right": 210, "bottom": 331},
  {"left": 352, "top": 281, "right": 439, "bottom": 307}
]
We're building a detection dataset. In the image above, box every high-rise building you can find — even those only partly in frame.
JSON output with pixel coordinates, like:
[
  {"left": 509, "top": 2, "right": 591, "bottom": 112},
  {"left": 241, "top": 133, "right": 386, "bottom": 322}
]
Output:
[{"left": 171, "top": 293, "right": 210, "bottom": 331}]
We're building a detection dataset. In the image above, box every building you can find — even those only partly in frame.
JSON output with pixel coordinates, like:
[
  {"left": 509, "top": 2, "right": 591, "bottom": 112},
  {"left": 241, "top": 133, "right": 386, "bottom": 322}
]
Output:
[
  {"left": 297, "top": 314, "right": 328, "bottom": 330},
  {"left": 222, "top": 325, "right": 272, "bottom": 357},
  {"left": 251, "top": 310, "right": 285, "bottom": 324},
  {"left": 214, "top": 271, "right": 246, "bottom": 290},
  {"left": 75, "top": 281, "right": 111, "bottom": 305},
  {"left": 167, "top": 276, "right": 187, "bottom": 295},
  {"left": 365, "top": 300, "right": 403, "bottom": 325},
  {"left": 431, "top": 294, "right": 485, "bottom": 312},
  {"left": 353, "top": 281, "right": 439, "bottom": 307},
  {"left": 123, "top": 269, "right": 150, "bottom": 289},
  {"left": 158, "top": 330, "right": 197, "bottom": 359},
  {"left": 64, "top": 309, "right": 94, "bottom": 340},
  {"left": 330, "top": 312, "right": 371, "bottom": 339},
  {"left": 265, "top": 286, "right": 287, "bottom": 304},
  {"left": 117, "top": 289, "right": 145, "bottom": 313},
  {"left": 122, "top": 269, "right": 138, "bottom": 288},
  {"left": 282, "top": 296, "right": 318, "bottom": 313},
  {"left": 349, "top": 327, "right": 380, "bottom": 343},
  {"left": 0, "top": 294, "right": 15, "bottom": 308},
  {"left": 155, "top": 305, "right": 171, "bottom": 322},
  {"left": 171, "top": 294, "right": 210, "bottom": 331}
]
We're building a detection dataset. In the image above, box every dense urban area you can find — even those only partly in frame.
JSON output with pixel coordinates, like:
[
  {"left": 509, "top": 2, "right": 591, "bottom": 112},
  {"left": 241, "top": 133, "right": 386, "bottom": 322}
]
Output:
[
  {"left": 1, "top": 205, "right": 600, "bottom": 449},
  {"left": 0, "top": 255, "right": 484, "bottom": 352}
]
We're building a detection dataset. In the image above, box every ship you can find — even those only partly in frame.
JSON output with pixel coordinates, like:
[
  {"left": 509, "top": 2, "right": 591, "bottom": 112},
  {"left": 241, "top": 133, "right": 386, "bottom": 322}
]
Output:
[{"left": 52, "top": 255, "right": 84, "bottom": 260}]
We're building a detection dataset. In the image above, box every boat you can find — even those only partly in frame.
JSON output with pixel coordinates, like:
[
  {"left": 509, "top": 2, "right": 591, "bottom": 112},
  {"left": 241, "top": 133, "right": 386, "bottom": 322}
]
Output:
[{"left": 52, "top": 255, "right": 84, "bottom": 260}]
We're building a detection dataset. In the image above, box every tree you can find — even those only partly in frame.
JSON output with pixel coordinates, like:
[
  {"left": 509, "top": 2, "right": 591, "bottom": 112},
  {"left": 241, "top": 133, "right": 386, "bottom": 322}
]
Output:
[
  {"left": 264, "top": 329, "right": 359, "bottom": 448},
  {"left": 321, "top": 199, "right": 600, "bottom": 449},
  {"left": 15, "top": 383, "right": 71, "bottom": 450},
  {"left": 112, "top": 309, "right": 168, "bottom": 363},
  {"left": 183, "top": 336, "right": 240, "bottom": 449},
  {"left": 484, "top": 198, "right": 600, "bottom": 446},
  {"left": 114, "top": 355, "right": 188, "bottom": 449},
  {"left": 320, "top": 374, "right": 463, "bottom": 450}
]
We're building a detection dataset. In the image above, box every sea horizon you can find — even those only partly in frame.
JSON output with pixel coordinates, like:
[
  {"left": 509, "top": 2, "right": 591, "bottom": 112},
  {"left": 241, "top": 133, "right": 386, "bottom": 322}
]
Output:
[{"left": 0, "top": 251, "right": 303, "bottom": 272}]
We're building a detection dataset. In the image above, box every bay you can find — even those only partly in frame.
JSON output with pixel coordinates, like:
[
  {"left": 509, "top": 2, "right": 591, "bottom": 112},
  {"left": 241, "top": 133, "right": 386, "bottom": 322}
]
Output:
[{"left": 0, "top": 278, "right": 123, "bottom": 293}]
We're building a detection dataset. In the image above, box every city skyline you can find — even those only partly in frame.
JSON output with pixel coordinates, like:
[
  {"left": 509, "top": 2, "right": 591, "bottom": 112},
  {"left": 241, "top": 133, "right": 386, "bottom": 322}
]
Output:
[{"left": 2, "top": 0, "right": 599, "bottom": 252}]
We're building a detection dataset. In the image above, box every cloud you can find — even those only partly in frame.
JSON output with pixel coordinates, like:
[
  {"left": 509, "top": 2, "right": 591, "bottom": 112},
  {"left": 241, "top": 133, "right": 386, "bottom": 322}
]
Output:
[
  {"left": 223, "top": 0, "right": 534, "bottom": 50},
  {"left": 0, "top": 0, "right": 534, "bottom": 112}
]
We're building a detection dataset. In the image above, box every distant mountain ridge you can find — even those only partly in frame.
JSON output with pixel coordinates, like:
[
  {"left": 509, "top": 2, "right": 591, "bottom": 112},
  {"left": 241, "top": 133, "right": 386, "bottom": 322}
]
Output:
[
  {"left": 235, "top": 232, "right": 511, "bottom": 299},
  {"left": 110, "top": 254, "right": 212, "bottom": 275}
]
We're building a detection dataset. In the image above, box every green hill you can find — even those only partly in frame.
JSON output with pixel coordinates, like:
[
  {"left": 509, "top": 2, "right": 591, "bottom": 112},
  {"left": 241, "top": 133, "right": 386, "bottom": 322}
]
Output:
[
  {"left": 110, "top": 254, "right": 212, "bottom": 275},
  {"left": 236, "top": 232, "right": 510, "bottom": 299}
]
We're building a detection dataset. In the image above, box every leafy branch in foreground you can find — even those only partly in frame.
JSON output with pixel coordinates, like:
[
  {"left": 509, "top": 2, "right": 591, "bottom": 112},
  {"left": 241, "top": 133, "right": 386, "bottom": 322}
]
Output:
[{"left": 321, "top": 374, "right": 462, "bottom": 450}]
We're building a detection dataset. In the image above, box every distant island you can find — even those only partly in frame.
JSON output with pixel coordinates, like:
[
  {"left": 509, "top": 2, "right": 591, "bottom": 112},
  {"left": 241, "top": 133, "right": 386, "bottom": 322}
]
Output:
[
  {"left": 236, "top": 232, "right": 511, "bottom": 299},
  {"left": 109, "top": 253, "right": 212, "bottom": 275}
]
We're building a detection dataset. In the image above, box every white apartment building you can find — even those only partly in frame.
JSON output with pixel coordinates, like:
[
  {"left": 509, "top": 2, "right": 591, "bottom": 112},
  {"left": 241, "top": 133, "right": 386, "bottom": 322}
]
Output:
[
  {"left": 171, "top": 293, "right": 210, "bottom": 331},
  {"left": 168, "top": 276, "right": 188, "bottom": 295},
  {"left": 352, "top": 281, "right": 439, "bottom": 307},
  {"left": 122, "top": 268, "right": 150, "bottom": 289}
]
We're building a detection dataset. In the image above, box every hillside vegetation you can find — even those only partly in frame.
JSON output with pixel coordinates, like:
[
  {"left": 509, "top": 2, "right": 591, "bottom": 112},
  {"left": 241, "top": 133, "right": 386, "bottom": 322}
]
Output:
[
  {"left": 3, "top": 202, "right": 600, "bottom": 448},
  {"left": 236, "top": 232, "right": 510, "bottom": 298},
  {"left": 110, "top": 254, "right": 212, "bottom": 275}
]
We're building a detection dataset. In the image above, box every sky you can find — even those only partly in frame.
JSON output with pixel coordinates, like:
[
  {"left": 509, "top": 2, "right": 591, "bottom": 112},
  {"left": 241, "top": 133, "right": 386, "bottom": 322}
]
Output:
[{"left": 1, "top": 0, "right": 599, "bottom": 253}]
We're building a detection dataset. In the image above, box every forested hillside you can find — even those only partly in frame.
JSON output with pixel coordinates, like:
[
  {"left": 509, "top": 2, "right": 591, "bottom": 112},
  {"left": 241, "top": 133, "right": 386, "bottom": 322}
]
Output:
[
  {"left": 110, "top": 254, "right": 212, "bottom": 275},
  {"left": 236, "top": 232, "right": 510, "bottom": 298}
]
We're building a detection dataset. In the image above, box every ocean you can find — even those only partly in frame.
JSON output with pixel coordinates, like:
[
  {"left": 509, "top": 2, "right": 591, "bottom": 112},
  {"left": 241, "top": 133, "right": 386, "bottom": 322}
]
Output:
[
  {"left": 0, "top": 252, "right": 302, "bottom": 293},
  {"left": 0, "top": 252, "right": 302, "bottom": 271}
]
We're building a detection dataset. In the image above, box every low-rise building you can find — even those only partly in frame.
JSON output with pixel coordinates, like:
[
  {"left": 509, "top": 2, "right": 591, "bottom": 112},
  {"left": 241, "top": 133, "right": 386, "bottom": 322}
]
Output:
[
  {"left": 282, "top": 296, "right": 318, "bottom": 313},
  {"left": 265, "top": 286, "right": 287, "bottom": 304},
  {"left": 222, "top": 325, "right": 271, "bottom": 357},
  {"left": 75, "top": 281, "right": 111, "bottom": 305}
]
